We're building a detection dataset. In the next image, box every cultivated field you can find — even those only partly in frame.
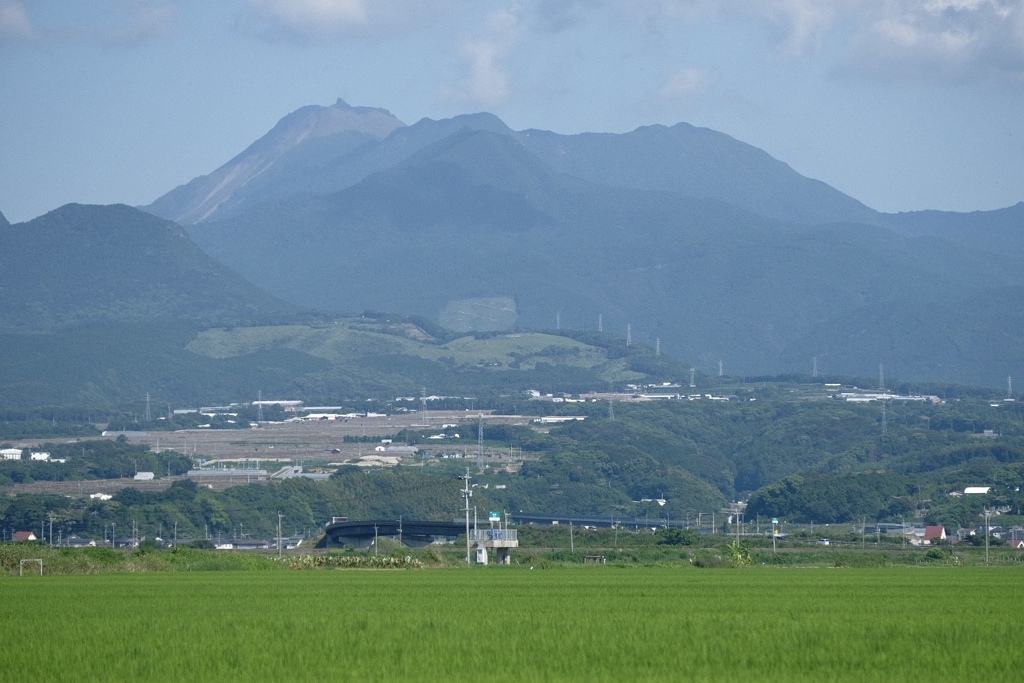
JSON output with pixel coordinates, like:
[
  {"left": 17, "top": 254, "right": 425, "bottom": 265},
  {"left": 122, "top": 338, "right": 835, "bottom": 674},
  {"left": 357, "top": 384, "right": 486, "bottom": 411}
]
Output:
[{"left": 2, "top": 567, "right": 1020, "bottom": 682}]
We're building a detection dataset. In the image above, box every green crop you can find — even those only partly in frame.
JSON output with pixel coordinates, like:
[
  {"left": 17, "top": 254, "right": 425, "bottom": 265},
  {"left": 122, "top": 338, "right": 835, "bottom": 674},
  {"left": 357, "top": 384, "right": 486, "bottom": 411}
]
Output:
[{"left": 1, "top": 567, "right": 1020, "bottom": 682}]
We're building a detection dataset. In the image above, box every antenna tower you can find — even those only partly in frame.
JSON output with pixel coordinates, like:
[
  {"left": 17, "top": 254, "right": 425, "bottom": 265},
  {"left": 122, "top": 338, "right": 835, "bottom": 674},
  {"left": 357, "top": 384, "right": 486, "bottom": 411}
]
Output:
[
  {"left": 878, "top": 363, "right": 885, "bottom": 391},
  {"left": 881, "top": 402, "right": 887, "bottom": 436},
  {"left": 812, "top": 356, "right": 818, "bottom": 378},
  {"left": 257, "top": 390, "right": 264, "bottom": 424},
  {"left": 718, "top": 360, "right": 723, "bottom": 377},
  {"left": 626, "top": 324, "right": 631, "bottom": 346},
  {"left": 689, "top": 368, "right": 696, "bottom": 388},
  {"left": 655, "top": 338, "right": 660, "bottom": 356},
  {"left": 420, "top": 387, "right": 429, "bottom": 426},
  {"left": 556, "top": 311, "right": 561, "bottom": 330},
  {"left": 598, "top": 313, "right": 603, "bottom": 332},
  {"left": 608, "top": 398, "right": 614, "bottom": 420},
  {"left": 1008, "top": 375, "right": 1013, "bottom": 400},
  {"left": 144, "top": 393, "right": 151, "bottom": 423}
]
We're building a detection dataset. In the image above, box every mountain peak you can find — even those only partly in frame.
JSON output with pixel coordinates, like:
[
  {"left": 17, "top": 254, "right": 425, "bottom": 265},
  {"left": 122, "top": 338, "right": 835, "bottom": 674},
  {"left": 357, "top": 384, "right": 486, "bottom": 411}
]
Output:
[
  {"left": 145, "top": 101, "right": 406, "bottom": 224},
  {"left": 0, "top": 210, "right": 9, "bottom": 228}
]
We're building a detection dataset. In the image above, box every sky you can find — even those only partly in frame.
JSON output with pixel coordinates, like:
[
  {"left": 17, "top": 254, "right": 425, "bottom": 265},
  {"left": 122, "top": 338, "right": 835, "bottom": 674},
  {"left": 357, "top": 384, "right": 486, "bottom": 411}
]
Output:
[{"left": 1, "top": 0, "right": 1023, "bottom": 224}]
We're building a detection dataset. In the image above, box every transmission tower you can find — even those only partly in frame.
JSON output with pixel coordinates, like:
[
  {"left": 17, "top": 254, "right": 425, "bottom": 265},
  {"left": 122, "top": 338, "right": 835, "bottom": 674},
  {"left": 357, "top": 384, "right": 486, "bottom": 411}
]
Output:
[
  {"left": 626, "top": 324, "right": 631, "bottom": 346},
  {"left": 608, "top": 398, "right": 615, "bottom": 420},
  {"left": 420, "top": 387, "right": 429, "bottom": 426},
  {"left": 257, "top": 390, "right": 264, "bottom": 424},
  {"left": 1008, "top": 375, "right": 1014, "bottom": 400},
  {"left": 144, "top": 393, "right": 151, "bottom": 423},
  {"left": 689, "top": 368, "right": 696, "bottom": 388},
  {"left": 718, "top": 360, "right": 723, "bottom": 377},
  {"left": 556, "top": 311, "right": 561, "bottom": 330},
  {"left": 879, "top": 363, "right": 885, "bottom": 391},
  {"left": 655, "top": 338, "right": 660, "bottom": 356},
  {"left": 598, "top": 313, "right": 603, "bottom": 332},
  {"left": 881, "top": 402, "right": 887, "bottom": 436},
  {"left": 812, "top": 356, "right": 818, "bottom": 378}
]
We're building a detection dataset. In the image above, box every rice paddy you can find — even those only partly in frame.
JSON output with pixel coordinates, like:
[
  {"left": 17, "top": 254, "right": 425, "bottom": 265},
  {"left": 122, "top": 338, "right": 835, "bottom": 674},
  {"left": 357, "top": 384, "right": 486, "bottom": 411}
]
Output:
[{"left": 1, "top": 566, "right": 1021, "bottom": 682}]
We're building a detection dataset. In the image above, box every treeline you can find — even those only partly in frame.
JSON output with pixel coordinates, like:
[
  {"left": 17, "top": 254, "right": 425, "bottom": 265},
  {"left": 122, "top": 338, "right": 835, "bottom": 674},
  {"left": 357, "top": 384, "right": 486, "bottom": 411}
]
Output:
[
  {"left": 0, "top": 439, "right": 191, "bottom": 486},
  {"left": 0, "top": 469, "right": 481, "bottom": 543}
]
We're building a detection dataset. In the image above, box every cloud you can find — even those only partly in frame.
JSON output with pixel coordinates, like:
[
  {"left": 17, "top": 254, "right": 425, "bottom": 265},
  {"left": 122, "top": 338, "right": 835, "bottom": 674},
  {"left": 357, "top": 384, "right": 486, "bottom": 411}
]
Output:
[
  {"left": 610, "top": 0, "right": 1024, "bottom": 83},
  {"left": 660, "top": 66, "right": 715, "bottom": 99},
  {"left": 0, "top": 0, "right": 177, "bottom": 48},
  {"left": 244, "top": 0, "right": 451, "bottom": 41},
  {"left": 841, "top": 0, "right": 1024, "bottom": 84},
  {"left": 0, "top": 0, "right": 34, "bottom": 42},
  {"left": 443, "top": 6, "right": 524, "bottom": 106}
]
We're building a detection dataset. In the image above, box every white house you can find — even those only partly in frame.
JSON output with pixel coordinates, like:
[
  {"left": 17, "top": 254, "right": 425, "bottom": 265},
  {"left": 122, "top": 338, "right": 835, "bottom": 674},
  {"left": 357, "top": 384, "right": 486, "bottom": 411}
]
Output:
[
  {"left": 30, "top": 451, "right": 50, "bottom": 461},
  {"left": 0, "top": 448, "right": 22, "bottom": 460}
]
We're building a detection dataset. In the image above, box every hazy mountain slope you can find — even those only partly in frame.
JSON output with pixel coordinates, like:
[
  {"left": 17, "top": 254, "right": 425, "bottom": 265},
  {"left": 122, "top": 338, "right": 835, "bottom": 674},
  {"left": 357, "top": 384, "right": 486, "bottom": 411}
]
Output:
[
  {"left": 190, "top": 129, "right": 1024, "bottom": 384},
  {"left": 514, "top": 123, "right": 881, "bottom": 225},
  {"left": 0, "top": 203, "right": 290, "bottom": 331},
  {"left": 148, "top": 100, "right": 880, "bottom": 227},
  {"left": 144, "top": 99, "right": 405, "bottom": 224},
  {"left": 0, "top": 210, "right": 9, "bottom": 228},
  {"left": 882, "top": 202, "right": 1024, "bottom": 255},
  {"left": 781, "top": 285, "right": 1024, "bottom": 387}
]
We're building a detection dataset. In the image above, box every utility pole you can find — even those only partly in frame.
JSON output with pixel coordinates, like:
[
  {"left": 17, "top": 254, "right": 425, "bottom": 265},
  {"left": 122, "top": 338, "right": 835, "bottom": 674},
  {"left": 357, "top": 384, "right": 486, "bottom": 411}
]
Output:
[
  {"left": 461, "top": 469, "right": 472, "bottom": 565},
  {"left": 278, "top": 511, "right": 284, "bottom": 559},
  {"left": 569, "top": 521, "right": 574, "bottom": 552},
  {"left": 985, "top": 509, "right": 991, "bottom": 565}
]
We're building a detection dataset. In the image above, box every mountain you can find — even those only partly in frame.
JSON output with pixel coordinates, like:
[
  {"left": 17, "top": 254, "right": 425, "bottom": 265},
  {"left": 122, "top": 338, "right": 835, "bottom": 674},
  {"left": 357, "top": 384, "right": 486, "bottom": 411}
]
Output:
[
  {"left": 188, "top": 127, "right": 1024, "bottom": 385},
  {"left": 514, "top": 123, "right": 880, "bottom": 225},
  {"left": 145, "top": 99, "right": 406, "bottom": 224},
  {"left": 146, "top": 102, "right": 875, "bottom": 226},
  {"left": 0, "top": 203, "right": 290, "bottom": 331},
  {"left": 0, "top": 210, "right": 9, "bottom": 228},
  {"left": 147, "top": 100, "right": 1024, "bottom": 386}
]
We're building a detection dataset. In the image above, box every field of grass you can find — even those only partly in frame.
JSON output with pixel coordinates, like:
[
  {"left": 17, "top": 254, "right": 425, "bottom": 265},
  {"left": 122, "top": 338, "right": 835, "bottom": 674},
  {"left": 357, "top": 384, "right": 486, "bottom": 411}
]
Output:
[
  {"left": 2, "top": 566, "right": 1021, "bottom": 682},
  {"left": 185, "top": 321, "right": 636, "bottom": 377}
]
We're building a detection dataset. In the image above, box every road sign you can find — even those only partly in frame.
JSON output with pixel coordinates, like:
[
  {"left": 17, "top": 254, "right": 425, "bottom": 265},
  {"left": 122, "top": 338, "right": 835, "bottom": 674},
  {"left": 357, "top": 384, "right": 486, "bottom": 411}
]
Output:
[{"left": 489, "top": 511, "right": 501, "bottom": 522}]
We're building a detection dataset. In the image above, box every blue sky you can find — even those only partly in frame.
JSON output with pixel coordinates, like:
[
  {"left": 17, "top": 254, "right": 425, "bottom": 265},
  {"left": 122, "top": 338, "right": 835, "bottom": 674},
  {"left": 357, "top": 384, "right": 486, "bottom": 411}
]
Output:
[{"left": 1, "top": 0, "right": 1022, "bottom": 223}]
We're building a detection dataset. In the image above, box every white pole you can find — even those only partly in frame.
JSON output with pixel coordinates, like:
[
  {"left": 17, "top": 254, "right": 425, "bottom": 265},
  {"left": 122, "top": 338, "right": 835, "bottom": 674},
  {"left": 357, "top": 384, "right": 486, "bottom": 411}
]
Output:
[{"left": 462, "top": 470, "right": 471, "bottom": 565}]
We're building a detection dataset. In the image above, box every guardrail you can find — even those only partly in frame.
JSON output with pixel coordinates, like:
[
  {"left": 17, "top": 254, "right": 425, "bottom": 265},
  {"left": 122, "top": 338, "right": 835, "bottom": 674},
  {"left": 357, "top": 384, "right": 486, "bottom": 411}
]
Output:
[{"left": 470, "top": 529, "right": 518, "bottom": 542}]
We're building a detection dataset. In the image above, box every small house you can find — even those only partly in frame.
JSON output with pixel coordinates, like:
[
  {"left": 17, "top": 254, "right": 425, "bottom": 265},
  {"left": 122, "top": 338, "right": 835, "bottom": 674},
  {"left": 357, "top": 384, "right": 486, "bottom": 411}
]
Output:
[{"left": 13, "top": 531, "right": 37, "bottom": 542}]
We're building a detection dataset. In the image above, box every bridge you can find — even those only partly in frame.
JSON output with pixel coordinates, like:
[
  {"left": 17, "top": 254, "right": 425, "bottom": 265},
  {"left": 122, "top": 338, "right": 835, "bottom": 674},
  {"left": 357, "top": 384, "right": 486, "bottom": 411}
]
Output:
[{"left": 318, "top": 519, "right": 468, "bottom": 549}]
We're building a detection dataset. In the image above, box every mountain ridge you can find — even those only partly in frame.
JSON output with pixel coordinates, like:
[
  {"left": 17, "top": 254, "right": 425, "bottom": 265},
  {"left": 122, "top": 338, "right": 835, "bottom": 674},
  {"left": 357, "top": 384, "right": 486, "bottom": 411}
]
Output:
[{"left": 147, "top": 101, "right": 881, "bottom": 226}]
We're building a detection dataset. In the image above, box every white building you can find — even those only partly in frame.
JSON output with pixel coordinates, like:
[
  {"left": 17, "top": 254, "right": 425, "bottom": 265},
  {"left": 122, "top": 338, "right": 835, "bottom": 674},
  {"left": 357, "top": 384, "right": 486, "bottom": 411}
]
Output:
[{"left": 0, "top": 448, "right": 22, "bottom": 460}]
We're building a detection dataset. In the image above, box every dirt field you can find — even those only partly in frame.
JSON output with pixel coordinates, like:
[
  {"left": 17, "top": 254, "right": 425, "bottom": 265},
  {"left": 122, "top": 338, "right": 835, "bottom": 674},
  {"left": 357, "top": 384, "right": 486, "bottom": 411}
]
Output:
[{"left": 123, "top": 410, "right": 533, "bottom": 464}]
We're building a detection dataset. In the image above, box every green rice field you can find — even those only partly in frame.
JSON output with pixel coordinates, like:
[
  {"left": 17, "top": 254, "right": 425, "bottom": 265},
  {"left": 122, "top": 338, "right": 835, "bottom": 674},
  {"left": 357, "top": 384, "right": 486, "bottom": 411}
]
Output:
[{"left": 1, "top": 567, "right": 1021, "bottom": 682}]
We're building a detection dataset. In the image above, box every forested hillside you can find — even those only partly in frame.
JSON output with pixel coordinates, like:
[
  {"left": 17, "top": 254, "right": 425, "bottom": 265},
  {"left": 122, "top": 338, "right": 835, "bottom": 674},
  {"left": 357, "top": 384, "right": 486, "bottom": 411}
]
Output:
[{"left": 5, "top": 384, "right": 1023, "bottom": 540}]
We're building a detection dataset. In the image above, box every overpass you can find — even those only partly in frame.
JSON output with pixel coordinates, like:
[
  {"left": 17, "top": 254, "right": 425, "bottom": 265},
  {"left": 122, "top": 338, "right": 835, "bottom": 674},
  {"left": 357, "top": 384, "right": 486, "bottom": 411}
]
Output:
[{"left": 319, "top": 519, "right": 467, "bottom": 549}]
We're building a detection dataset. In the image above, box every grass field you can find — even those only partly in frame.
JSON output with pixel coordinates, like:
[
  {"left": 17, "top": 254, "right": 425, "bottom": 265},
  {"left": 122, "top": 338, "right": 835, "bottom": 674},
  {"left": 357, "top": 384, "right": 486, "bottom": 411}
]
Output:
[{"left": 2, "top": 566, "right": 1021, "bottom": 682}]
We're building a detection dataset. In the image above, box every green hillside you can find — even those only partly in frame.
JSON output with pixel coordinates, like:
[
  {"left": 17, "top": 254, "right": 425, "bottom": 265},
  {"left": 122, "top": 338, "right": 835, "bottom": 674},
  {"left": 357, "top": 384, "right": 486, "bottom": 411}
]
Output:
[
  {"left": 0, "top": 204, "right": 290, "bottom": 332},
  {"left": 0, "top": 313, "right": 689, "bottom": 409}
]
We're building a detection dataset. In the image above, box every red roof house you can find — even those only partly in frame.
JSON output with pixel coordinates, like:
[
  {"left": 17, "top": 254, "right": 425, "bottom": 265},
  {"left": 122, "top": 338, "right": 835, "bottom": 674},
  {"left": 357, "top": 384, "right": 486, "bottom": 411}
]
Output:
[
  {"left": 13, "top": 531, "right": 37, "bottom": 542},
  {"left": 923, "top": 526, "right": 946, "bottom": 544}
]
